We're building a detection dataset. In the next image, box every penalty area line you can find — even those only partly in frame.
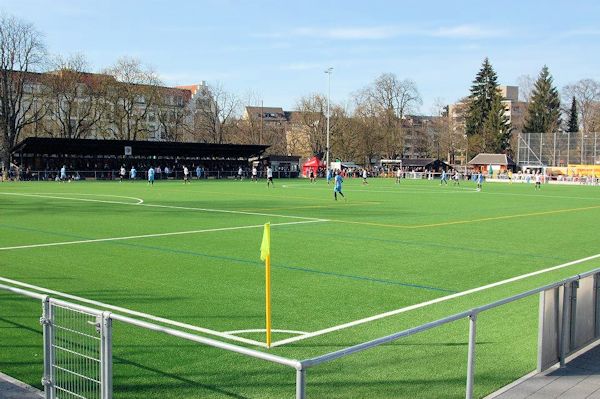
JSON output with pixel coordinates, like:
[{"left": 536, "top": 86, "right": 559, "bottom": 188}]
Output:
[
  {"left": 270, "top": 252, "right": 600, "bottom": 348},
  {"left": 0, "top": 220, "right": 326, "bottom": 251}
]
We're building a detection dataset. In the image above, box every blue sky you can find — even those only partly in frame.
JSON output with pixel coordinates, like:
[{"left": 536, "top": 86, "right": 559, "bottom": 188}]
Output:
[{"left": 2, "top": 0, "right": 600, "bottom": 113}]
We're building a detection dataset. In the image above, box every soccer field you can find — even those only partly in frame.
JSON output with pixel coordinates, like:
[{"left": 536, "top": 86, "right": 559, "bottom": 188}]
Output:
[{"left": 1, "top": 177, "right": 600, "bottom": 398}]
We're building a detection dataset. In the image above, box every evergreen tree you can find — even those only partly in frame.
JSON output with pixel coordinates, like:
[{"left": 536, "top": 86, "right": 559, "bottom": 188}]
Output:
[
  {"left": 465, "top": 58, "right": 500, "bottom": 137},
  {"left": 483, "top": 91, "right": 512, "bottom": 152},
  {"left": 523, "top": 66, "right": 561, "bottom": 133},
  {"left": 566, "top": 96, "right": 579, "bottom": 133}
]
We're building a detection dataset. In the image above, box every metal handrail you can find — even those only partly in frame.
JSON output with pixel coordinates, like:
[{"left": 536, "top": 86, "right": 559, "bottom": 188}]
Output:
[{"left": 2, "top": 265, "right": 600, "bottom": 398}]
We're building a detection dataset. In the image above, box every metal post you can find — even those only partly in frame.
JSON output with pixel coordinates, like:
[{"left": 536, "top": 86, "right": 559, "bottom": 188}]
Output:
[
  {"left": 567, "top": 133, "right": 570, "bottom": 166},
  {"left": 324, "top": 67, "right": 333, "bottom": 176},
  {"left": 517, "top": 133, "right": 521, "bottom": 166},
  {"left": 559, "top": 283, "right": 571, "bottom": 367},
  {"left": 100, "top": 312, "right": 113, "bottom": 399},
  {"left": 296, "top": 369, "right": 306, "bottom": 399},
  {"left": 595, "top": 132, "right": 597, "bottom": 167},
  {"left": 540, "top": 133, "right": 543, "bottom": 165},
  {"left": 466, "top": 313, "right": 477, "bottom": 399},
  {"left": 553, "top": 131, "right": 557, "bottom": 166},
  {"left": 40, "top": 297, "right": 53, "bottom": 399}
]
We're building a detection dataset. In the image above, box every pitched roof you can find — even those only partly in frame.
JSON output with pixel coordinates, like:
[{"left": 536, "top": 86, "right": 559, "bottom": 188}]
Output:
[{"left": 468, "top": 153, "right": 516, "bottom": 166}]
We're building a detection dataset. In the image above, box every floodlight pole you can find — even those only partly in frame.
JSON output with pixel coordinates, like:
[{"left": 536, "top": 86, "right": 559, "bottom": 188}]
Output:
[{"left": 325, "top": 67, "right": 333, "bottom": 174}]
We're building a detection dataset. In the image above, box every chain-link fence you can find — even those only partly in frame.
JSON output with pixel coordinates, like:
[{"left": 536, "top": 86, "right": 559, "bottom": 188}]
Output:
[{"left": 516, "top": 132, "right": 600, "bottom": 167}]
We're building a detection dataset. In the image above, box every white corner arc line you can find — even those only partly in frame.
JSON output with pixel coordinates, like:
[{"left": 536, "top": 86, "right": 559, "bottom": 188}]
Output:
[
  {"left": 270, "top": 252, "right": 600, "bottom": 348},
  {"left": 0, "top": 192, "right": 326, "bottom": 221},
  {"left": 0, "top": 276, "right": 267, "bottom": 348},
  {"left": 0, "top": 220, "right": 326, "bottom": 251}
]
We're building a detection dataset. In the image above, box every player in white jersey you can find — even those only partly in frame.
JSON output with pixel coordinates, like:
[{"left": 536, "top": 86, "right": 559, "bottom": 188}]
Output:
[
  {"left": 183, "top": 166, "right": 190, "bottom": 184},
  {"left": 266, "top": 166, "right": 274, "bottom": 188},
  {"left": 119, "top": 166, "right": 126, "bottom": 182},
  {"left": 252, "top": 166, "right": 258, "bottom": 182}
]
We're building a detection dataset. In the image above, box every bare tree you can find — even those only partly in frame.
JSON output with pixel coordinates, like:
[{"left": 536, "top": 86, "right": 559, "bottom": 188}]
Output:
[
  {"left": 192, "top": 83, "right": 240, "bottom": 144},
  {"left": 0, "top": 14, "right": 47, "bottom": 178},
  {"left": 156, "top": 89, "right": 190, "bottom": 142},
  {"left": 562, "top": 79, "right": 600, "bottom": 134},
  {"left": 43, "top": 54, "right": 107, "bottom": 139},
  {"left": 516, "top": 74, "right": 535, "bottom": 102},
  {"left": 292, "top": 94, "right": 328, "bottom": 156},
  {"left": 103, "top": 57, "right": 162, "bottom": 140},
  {"left": 357, "top": 73, "right": 422, "bottom": 159}
]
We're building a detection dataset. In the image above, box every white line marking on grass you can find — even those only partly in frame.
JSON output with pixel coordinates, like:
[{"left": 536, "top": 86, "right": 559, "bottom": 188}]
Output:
[
  {"left": 0, "top": 276, "right": 269, "bottom": 348},
  {"left": 0, "top": 220, "right": 326, "bottom": 251},
  {"left": 224, "top": 329, "right": 308, "bottom": 335},
  {"left": 0, "top": 192, "right": 325, "bottom": 221},
  {"left": 269, "top": 252, "right": 600, "bottom": 347}
]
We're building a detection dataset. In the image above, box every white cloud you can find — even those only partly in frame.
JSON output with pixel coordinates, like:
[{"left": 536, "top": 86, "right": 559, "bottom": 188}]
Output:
[
  {"left": 292, "top": 26, "right": 402, "bottom": 40},
  {"left": 430, "top": 25, "right": 507, "bottom": 39},
  {"left": 258, "top": 24, "right": 507, "bottom": 41}
]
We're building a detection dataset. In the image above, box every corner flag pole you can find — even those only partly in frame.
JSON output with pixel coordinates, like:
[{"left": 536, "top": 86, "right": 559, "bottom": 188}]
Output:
[{"left": 260, "top": 222, "right": 272, "bottom": 347}]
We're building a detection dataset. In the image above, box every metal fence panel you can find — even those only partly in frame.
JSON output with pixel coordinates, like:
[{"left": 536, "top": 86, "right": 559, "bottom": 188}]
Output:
[
  {"left": 573, "top": 276, "right": 597, "bottom": 348},
  {"left": 48, "top": 301, "right": 111, "bottom": 399}
]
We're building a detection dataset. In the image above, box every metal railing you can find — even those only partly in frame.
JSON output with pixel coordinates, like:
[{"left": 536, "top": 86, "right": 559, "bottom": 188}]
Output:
[{"left": 2, "top": 266, "right": 600, "bottom": 398}]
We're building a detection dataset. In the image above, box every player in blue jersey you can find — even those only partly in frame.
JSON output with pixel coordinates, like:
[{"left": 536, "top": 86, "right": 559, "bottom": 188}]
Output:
[
  {"left": 333, "top": 171, "right": 345, "bottom": 201},
  {"left": 148, "top": 166, "right": 155, "bottom": 186},
  {"left": 130, "top": 166, "right": 137, "bottom": 181},
  {"left": 476, "top": 172, "right": 483, "bottom": 191}
]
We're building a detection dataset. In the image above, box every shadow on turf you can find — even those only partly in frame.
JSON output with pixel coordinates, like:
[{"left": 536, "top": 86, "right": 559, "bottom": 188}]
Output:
[{"left": 114, "top": 357, "right": 254, "bottom": 399}]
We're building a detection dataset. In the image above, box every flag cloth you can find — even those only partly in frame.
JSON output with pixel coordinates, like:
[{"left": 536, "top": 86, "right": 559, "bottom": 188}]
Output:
[{"left": 260, "top": 223, "right": 271, "bottom": 261}]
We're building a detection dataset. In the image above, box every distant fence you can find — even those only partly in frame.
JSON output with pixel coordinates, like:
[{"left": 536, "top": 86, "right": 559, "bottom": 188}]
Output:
[
  {"left": 517, "top": 132, "right": 600, "bottom": 167},
  {"left": 2, "top": 265, "right": 600, "bottom": 398}
]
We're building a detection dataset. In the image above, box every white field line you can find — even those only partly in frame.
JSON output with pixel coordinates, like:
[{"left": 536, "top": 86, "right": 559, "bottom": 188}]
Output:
[
  {"left": 0, "top": 192, "right": 326, "bottom": 221},
  {"left": 270, "top": 252, "right": 600, "bottom": 348},
  {"left": 224, "top": 329, "right": 308, "bottom": 335},
  {"left": 0, "top": 276, "right": 268, "bottom": 348},
  {"left": 0, "top": 220, "right": 326, "bottom": 251},
  {"left": 21, "top": 192, "right": 146, "bottom": 204}
]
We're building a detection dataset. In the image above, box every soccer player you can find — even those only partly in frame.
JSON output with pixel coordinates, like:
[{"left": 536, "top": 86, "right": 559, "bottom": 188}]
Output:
[
  {"left": 196, "top": 165, "right": 202, "bottom": 180},
  {"left": 60, "top": 165, "right": 67, "bottom": 182},
  {"left": 396, "top": 168, "right": 402, "bottom": 184},
  {"left": 453, "top": 171, "right": 460, "bottom": 186},
  {"left": 119, "top": 166, "right": 126, "bottom": 182},
  {"left": 252, "top": 166, "right": 258, "bottom": 182},
  {"left": 309, "top": 168, "right": 315, "bottom": 183},
  {"left": 534, "top": 172, "right": 541, "bottom": 190},
  {"left": 183, "top": 166, "right": 190, "bottom": 184},
  {"left": 334, "top": 171, "right": 345, "bottom": 201},
  {"left": 238, "top": 166, "right": 243, "bottom": 180},
  {"left": 440, "top": 170, "right": 448, "bottom": 185},
  {"left": 326, "top": 168, "right": 332, "bottom": 185},
  {"left": 266, "top": 166, "right": 274, "bottom": 188},
  {"left": 362, "top": 169, "right": 368, "bottom": 185},
  {"left": 130, "top": 166, "right": 137, "bottom": 181},
  {"left": 476, "top": 172, "right": 483, "bottom": 191},
  {"left": 148, "top": 166, "right": 155, "bottom": 186}
]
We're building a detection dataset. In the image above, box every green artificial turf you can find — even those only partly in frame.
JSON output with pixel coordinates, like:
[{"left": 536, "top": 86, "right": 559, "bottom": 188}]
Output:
[{"left": 1, "top": 177, "right": 600, "bottom": 398}]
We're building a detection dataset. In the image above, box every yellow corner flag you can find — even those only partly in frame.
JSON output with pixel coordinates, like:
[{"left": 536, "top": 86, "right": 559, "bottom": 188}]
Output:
[
  {"left": 260, "top": 222, "right": 271, "bottom": 261},
  {"left": 261, "top": 223, "right": 272, "bottom": 347}
]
